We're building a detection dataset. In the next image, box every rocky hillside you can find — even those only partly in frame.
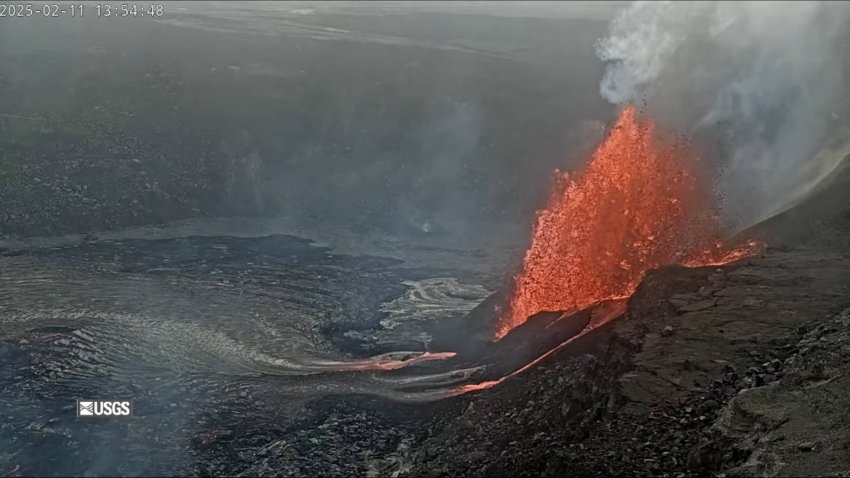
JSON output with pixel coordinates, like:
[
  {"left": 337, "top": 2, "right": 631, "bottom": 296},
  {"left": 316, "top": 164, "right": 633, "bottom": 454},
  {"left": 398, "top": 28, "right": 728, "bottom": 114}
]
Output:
[{"left": 406, "top": 155, "right": 850, "bottom": 477}]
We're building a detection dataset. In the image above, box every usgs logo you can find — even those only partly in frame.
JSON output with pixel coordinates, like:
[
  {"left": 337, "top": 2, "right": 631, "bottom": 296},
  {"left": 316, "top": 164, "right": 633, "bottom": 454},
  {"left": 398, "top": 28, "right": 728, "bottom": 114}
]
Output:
[{"left": 77, "top": 400, "right": 133, "bottom": 417}]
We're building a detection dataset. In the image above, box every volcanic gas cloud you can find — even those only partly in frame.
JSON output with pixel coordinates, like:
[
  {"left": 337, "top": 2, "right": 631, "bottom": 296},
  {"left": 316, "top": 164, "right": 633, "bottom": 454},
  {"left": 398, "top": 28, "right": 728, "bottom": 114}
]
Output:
[{"left": 496, "top": 105, "right": 757, "bottom": 339}]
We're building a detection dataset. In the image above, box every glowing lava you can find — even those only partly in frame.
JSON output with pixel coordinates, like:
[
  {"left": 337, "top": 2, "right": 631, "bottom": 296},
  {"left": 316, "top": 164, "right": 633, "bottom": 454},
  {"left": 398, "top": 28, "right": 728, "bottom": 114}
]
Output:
[{"left": 497, "top": 105, "right": 758, "bottom": 339}]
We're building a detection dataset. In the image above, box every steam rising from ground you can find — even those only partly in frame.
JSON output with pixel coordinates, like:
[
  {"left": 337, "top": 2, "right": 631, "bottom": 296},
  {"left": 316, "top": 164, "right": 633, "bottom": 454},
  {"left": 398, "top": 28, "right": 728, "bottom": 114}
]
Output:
[{"left": 597, "top": 1, "right": 850, "bottom": 231}]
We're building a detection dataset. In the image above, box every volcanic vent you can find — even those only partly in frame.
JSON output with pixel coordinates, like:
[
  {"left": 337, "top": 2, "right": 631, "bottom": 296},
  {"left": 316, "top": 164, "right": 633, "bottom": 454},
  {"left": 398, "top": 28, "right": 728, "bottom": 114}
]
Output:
[{"left": 497, "top": 105, "right": 757, "bottom": 338}]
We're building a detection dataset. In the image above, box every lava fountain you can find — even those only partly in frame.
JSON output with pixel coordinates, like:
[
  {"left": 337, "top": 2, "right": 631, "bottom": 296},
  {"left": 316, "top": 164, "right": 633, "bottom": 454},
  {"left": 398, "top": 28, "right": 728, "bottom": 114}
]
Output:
[{"left": 496, "top": 105, "right": 758, "bottom": 339}]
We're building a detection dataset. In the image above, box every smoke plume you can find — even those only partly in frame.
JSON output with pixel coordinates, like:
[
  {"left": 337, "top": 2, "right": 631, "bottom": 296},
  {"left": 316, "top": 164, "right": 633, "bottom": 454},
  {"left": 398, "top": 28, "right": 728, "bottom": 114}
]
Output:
[{"left": 596, "top": 1, "right": 850, "bottom": 231}]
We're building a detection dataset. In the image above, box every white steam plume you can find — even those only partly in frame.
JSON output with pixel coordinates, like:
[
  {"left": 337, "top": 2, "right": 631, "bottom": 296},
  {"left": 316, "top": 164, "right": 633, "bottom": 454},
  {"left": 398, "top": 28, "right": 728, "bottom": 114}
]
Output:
[{"left": 596, "top": 1, "right": 850, "bottom": 231}]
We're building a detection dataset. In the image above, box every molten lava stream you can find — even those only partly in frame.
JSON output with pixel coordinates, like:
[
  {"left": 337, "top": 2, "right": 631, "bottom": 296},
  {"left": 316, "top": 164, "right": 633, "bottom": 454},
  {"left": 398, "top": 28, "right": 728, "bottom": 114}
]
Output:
[
  {"left": 496, "top": 105, "right": 759, "bottom": 339},
  {"left": 455, "top": 299, "right": 628, "bottom": 394}
]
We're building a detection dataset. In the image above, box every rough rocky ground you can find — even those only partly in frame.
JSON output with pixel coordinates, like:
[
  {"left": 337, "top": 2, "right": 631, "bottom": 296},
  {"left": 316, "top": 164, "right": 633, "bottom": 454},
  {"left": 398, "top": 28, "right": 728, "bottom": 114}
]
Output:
[
  {"left": 717, "top": 306, "right": 850, "bottom": 477},
  {"left": 406, "top": 250, "right": 850, "bottom": 477}
]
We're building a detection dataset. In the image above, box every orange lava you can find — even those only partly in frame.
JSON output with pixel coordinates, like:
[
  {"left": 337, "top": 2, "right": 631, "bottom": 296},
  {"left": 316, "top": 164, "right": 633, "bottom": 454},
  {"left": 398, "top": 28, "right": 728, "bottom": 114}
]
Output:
[
  {"left": 496, "top": 105, "right": 759, "bottom": 339},
  {"left": 458, "top": 299, "right": 627, "bottom": 394}
]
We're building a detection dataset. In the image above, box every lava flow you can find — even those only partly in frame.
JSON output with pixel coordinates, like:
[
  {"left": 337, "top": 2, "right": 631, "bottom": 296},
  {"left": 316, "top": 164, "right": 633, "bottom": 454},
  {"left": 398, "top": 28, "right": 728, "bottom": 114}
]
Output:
[{"left": 496, "top": 105, "right": 759, "bottom": 339}]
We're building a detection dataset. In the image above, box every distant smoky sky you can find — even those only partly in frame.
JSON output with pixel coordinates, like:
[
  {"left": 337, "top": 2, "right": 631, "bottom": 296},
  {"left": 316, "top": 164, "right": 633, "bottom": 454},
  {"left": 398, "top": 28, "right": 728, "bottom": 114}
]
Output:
[{"left": 596, "top": 1, "right": 850, "bottom": 232}]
